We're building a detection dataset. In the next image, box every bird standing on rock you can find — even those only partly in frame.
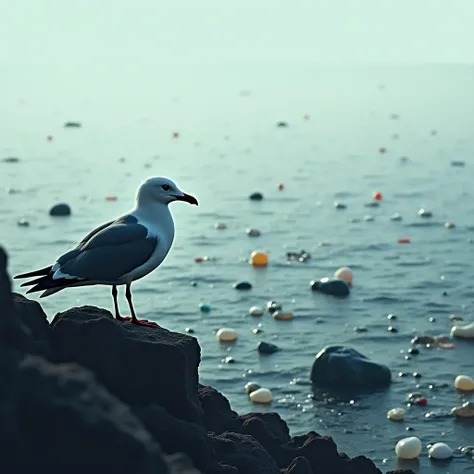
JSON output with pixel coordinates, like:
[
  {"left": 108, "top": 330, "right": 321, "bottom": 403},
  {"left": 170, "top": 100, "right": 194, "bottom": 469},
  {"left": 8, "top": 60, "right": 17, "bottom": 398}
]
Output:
[{"left": 14, "top": 177, "right": 198, "bottom": 327}]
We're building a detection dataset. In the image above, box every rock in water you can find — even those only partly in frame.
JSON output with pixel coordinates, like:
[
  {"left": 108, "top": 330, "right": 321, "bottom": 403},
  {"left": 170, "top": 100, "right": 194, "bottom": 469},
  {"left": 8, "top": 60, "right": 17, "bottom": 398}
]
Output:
[
  {"left": 310, "top": 278, "right": 350, "bottom": 297},
  {"left": 249, "top": 192, "right": 264, "bottom": 201},
  {"left": 257, "top": 342, "right": 280, "bottom": 354},
  {"left": 451, "top": 401, "right": 474, "bottom": 418},
  {"left": 310, "top": 346, "right": 391, "bottom": 388},
  {"left": 49, "top": 203, "right": 72, "bottom": 217},
  {"left": 50, "top": 306, "right": 204, "bottom": 424},
  {"left": 233, "top": 281, "right": 252, "bottom": 290}
]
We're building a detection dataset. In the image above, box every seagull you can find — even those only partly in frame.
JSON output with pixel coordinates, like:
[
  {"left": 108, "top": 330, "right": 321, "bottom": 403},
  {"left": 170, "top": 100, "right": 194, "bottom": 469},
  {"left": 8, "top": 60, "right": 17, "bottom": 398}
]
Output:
[{"left": 14, "top": 177, "right": 198, "bottom": 327}]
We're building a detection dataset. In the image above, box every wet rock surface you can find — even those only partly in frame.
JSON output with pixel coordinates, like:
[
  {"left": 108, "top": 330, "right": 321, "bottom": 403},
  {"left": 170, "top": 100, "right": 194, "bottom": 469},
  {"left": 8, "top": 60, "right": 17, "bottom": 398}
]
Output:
[
  {"left": 311, "top": 345, "right": 392, "bottom": 388},
  {"left": 0, "top": 246, "right": 413, "bottom": 474}
]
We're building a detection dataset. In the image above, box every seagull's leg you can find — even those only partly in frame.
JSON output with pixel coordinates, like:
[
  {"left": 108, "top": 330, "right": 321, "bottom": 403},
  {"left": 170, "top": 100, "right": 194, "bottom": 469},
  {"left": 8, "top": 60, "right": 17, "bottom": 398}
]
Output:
[
  {"left": 112, "top": 285, "right": 131, "bottom": 321},
  {"left": 125, "top": 283, "right": 157, "bottom": 327}
]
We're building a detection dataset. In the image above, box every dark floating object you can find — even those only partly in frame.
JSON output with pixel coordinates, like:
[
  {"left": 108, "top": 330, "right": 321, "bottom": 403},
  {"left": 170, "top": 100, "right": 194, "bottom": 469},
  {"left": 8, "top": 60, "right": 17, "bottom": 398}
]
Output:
[
  {"left": 249, "top": 192, "right": 264, "bottom": 201},
  {"left": 49, "top": 203, "right": 72, "bottom": 217},
  {"left": 310, "top": 277, "right": 350, "bottom": 297},
  {"left": 2, "top": 157, "right": 20, "bottom": 163},
  {"left": 222, "top": 356, "right": 235, "bottom": 364},
  {"left": 451, "top": 160, "right": 465, "bottom": 167},
  {"left": 413, "top": 372, "right": 422, "bottom": 378},
  {"left": 417, "top": 208, "right": 433, "bottom": 218},
  {"left": 17, "top": 219, "right": 30, "bottom": 227},
  {"left": 286, "top": 250, "right": 311, "bottom": 262},
  {"left": 257, "top": 341, "right": 280, "bottom": 354},
  {"left": 185, "top": 327, "right": 195, "bottom": 334},
  {"left": 387, "top": 326, "right": 398, "bottom": 333},
  {"left": 276, "top": 121, "right": 288, "bottom": 128},
  {"left": 266, "top": 301, "right": 282, "bottom": 313},
  {"left": 408, "top": 348, "right": 419, "bottom": 355},
  {"left": 364, "top": 202, "right": 380, "bottom": 208},
  {"left": 334, "top": 201, "right": 347, "bottom": 209},
  {"left": 233, "top": 281, "right": 252, "bottom": 291},
  {"left": 64, "top": 122, "right": 82, "bottom": 128},
  {"left": 311, "top": 345, "right": 391, "bottom": 388}
]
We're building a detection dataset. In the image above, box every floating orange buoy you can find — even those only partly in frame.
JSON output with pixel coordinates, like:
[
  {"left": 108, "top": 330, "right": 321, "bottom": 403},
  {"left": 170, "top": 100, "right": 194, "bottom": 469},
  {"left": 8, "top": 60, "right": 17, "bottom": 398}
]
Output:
[
  {"left": 250, "top": 251, "right": 269, "bottom": 267},
  {"left": 172, "top": 131, "right": 180, "bottom": 138},
  {"left": 47, "top": 135, "right": 53, "bottom": 141},
  {"left": 194, "top": 257, "right": 204, "bottom": 263},
  {"left": 105, "top": 196, "right": 118, "bottom": 201},
  {"left": 379, "top": 147, "right": 387, "bottom": 154},
  {"left": 398, "top": 237, "right": 411, "bottom": 244},
  {"left": 278, "top": 184, "right": 284, "bottom": 191},
  {"left": 373, "top": 192, "right": 383, "bottom": 200}
]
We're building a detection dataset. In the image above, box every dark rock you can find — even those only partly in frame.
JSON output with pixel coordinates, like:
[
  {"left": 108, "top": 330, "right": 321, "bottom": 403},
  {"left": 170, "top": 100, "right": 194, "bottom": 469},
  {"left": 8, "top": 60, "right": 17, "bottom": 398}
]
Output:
[
  {"left": 134, "top": 404, "right": 214, "bottom": 473},
  {"left": 64, "top": 121, "right": 82, "bottom": 128},
  {"left": 50, "top": 306, "right": 203, "bottom": 424},
  {"left": 2, "top": 156, "right": 20, "bottom": 163},
  {"left": 164, "top": 453, "right": 203, "bottom": 474},
  {"left": 451, "top": 160, "right": 465, "bottom": 167},
  {"left": 257, "top": 341, "right": 280, "bottom": 354},
  {"left": 310, "top": 278, "right": 350, "bottom": 297},
  {"left": 387, "top": 471, "right": 416, "bottom": 474},
  {"left": 49, "top": 203, "right": 72, "bottom": 217},
  {"left": 209, "top": 432, "right": 280, "bottom": 474},
  {"left": 233, "top": 281, "right": 252, "bottom": 290},
  {"left": 0, "top": 355, "right": 166, "bottom": 474},
  {"left": 349, "top": 456, "right": 382, "bottom": 473},
  {"left": 198, "top": 385, "right": 239, "bottom": 433},
  {"left": 0, "top": 249, "right": 37, "bottom": 354},
  {"left": 276, "top": 122, "right": 288, "bottom": 128},
  {"left": 311, "top": 345, "right": 391, "bottom": 388},
  {"left": 12, "top": 293, "right": 52, "bottom": 358},
  {"left": 249, "top": 192, "right": 264, "bottom": 201},
  {"left": 283, "top": 456, "right": 312, "bottom": 474}
]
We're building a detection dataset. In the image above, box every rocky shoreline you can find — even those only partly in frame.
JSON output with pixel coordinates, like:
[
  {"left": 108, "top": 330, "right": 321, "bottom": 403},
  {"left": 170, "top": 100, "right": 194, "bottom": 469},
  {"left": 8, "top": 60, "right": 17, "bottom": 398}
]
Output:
[{"left": 0, "top": 246, "right": 413, "bottom": 474}]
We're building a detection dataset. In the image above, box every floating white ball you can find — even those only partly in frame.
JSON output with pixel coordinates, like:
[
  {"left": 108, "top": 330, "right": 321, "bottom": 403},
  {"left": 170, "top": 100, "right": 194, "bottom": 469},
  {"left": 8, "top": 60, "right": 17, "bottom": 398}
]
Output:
[
  {"left": 395, "top": 437, "right": 422, "bottom": 459},
  {"left": 249, "top": 306, "right": 264, "bottom": 317},
  {"left": 451, "top": 322, "right": 474, "bottom": 339},
  {"left": 334, "top": 267, "right": 353, "bottom": 286},
  {"left": 216, "top": 328, "right": 238, "bottom": 342},
  {"left": 455, "top": 375, "right": 474, "bottom": 391},
  {"left": 428, "top": 442, "right": 453, "bottom": 460},
  {"left": 387, "top": 408, "right": 406, "bottom": 421},
  {"left": 249, "top": 387, "right": 273, "bottom": 404}
]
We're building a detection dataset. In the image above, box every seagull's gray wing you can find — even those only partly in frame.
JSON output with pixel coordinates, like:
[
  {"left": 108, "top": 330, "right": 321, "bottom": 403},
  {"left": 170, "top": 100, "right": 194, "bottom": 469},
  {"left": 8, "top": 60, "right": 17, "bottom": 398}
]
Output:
[{"left": 56, "top": 215, "right": 158, "bottom": 282}]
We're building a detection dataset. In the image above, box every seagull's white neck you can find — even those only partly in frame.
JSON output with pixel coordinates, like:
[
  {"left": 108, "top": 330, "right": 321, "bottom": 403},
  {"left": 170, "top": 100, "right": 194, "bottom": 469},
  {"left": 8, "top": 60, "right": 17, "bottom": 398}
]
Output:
[{"left": 132, "top": 201, "right": 175, "bottom": 240}]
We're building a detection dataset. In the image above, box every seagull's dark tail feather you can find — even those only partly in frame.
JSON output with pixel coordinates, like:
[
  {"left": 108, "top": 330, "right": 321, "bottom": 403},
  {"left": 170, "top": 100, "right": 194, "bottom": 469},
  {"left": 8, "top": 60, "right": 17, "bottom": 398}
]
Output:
[
  {"left": 14, "top": 266, "right": 52, "bottom": 279},
  {"left": 24, "top": 274, "right": 83, "bottom": 298}
]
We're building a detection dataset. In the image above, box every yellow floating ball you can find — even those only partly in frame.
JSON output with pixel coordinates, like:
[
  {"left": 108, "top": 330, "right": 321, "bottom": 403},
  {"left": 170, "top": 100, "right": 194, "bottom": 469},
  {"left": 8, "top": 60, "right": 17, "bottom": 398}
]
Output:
[{"left": 250, "top": 251, "right": 269, "bottom": 267}]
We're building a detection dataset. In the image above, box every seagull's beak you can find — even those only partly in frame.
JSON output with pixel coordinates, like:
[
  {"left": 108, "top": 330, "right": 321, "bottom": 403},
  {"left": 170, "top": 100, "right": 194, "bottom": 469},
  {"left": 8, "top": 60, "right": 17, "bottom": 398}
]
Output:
[{"left": 175, "top": 192, "right": 198, "bottom": 206}]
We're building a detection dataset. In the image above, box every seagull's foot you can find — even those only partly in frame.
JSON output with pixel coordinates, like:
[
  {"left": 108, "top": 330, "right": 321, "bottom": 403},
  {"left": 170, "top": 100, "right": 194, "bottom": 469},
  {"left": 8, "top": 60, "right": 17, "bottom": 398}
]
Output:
[
  {"left": 131, "top": 318, "right": 158, "bottom": 328},
  {"left": 115, "top": 314, "right": 132, "bottom": 322}
]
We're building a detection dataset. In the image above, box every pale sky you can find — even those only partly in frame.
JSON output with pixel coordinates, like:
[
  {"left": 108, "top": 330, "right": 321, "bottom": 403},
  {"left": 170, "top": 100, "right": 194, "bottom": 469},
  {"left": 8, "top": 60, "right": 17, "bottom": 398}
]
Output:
[{"left": 2, "top": 0, "right": 474, "bottom": 64}]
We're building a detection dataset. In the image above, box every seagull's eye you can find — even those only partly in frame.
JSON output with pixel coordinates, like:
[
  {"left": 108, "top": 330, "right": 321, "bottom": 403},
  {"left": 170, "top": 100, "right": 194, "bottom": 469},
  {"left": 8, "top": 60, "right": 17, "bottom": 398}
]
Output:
[{"left": 162, "top": 184, "right": 170, "bottom": 191}]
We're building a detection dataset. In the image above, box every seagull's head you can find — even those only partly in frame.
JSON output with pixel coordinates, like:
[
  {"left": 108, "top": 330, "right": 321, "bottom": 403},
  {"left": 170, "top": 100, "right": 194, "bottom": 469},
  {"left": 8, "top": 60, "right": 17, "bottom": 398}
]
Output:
[{"left": 138, "top": 177, "right": 198, "bottom": 206}]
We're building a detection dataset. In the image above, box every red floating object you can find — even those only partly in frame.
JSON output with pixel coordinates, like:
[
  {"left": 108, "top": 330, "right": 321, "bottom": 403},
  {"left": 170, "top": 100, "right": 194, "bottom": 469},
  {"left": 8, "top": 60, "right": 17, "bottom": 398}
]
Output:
[
  {"left": 414, "top": 397, "right": 427, "bottom": 406},
  {"left": 373, "top": 192, "right": 383, "bottom": 201},
  {"left": 172, "top": 131, "right": 180, "bottom": 138},
  {"left": 379, "top": 147, "right": 387, "bottom": 154},
  {"left": 278, "top": 183, "right": 284, "bottom": 191},
  {"left": 398, "top": 237, "right": 411, "bottom": 244},
  {"left": 194, "top": 257, "right": 204, "bottom": 263},
  {"left": 105, "top": 196, "right": 118, "bottom": 201}
]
